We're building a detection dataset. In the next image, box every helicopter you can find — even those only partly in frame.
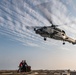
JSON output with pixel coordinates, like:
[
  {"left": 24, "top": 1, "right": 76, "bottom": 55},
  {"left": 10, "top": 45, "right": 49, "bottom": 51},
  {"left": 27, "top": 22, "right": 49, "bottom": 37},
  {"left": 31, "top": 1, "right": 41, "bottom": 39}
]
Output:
[
  {"left": 26, "top": 3, "right": 76, "bottom": 45},
  {"left": 26, "top": 21, "right": 76, "bottom": 45}
]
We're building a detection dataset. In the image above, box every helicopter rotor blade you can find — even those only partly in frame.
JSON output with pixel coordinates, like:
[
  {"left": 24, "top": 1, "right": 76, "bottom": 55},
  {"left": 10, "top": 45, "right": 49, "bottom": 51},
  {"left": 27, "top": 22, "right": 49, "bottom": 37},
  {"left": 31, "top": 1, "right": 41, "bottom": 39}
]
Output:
[
  {"left": 36, "top": 2, "right": 76, "bottom": 28},
  {"left": 37, "top": 3, "right": 61, "bottom": 28},
  {"left": 26, "top": 2, "right": 61, "bottom": 30},
  {"left": 36, "top": 2, "right": 54, "bottom": 25},
  {"left": 25, "top": 26, "right": 42, "bottom": 31}
]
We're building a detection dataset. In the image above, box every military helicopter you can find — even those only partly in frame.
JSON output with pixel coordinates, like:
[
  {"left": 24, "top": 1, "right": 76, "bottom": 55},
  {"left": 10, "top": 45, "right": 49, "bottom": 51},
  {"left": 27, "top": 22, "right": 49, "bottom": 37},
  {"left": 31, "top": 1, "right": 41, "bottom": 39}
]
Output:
[
  {"left": 26, "top": 20, "right": 76, "bottom": 45},
  {"left": 26, "top": 3, "right": 76, "bottom": 45}
]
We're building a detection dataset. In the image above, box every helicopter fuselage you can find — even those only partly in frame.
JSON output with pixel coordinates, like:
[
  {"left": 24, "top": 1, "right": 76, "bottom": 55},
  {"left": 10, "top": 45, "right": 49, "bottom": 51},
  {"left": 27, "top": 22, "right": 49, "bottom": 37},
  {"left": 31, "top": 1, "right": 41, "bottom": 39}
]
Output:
[
  {"left": 34, "top": 26, "right": 76, "bottom": 45},
  {"left": 26, "top": 25, "right": 76, "bottom": 45},
  {"left": 35, "top": 26, "right": 66, "bottom": 41}
]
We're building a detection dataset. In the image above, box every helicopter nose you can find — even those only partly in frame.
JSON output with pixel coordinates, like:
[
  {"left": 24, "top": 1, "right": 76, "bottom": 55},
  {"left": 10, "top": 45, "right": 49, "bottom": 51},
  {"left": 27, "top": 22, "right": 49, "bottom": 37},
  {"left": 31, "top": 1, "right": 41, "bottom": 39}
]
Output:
[
  {"left": 35, "top": 30, "right": 39, "bottom": 34},
  {"left": 35, "top": 28, "right": 44, "bottom": 35},
  {"left": 35, "top": 29, "right": 41, "bottom": 33}
]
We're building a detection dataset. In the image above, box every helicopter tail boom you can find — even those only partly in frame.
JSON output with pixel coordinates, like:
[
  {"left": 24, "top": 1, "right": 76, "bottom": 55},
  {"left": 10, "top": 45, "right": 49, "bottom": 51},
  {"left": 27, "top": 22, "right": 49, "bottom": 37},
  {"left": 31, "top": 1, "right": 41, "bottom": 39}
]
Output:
[{"left": 64, "top": 36, "right": 76, "bottom": 44}]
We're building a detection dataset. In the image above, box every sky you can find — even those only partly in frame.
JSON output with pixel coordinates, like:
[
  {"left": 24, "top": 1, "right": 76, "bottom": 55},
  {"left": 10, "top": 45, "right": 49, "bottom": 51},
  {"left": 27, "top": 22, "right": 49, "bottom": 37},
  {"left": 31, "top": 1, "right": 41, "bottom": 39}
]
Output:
[{"left": 1, "top": 0, "right": 76, "bottom": 70}]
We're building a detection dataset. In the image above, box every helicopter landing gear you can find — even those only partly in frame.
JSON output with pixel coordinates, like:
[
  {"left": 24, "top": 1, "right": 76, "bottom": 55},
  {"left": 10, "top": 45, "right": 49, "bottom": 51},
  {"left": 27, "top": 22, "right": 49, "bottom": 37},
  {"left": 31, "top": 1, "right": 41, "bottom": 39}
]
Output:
[
  {"left": 44, "top": 37, "right": 46, "bottom": 41},
  {"left": 63, "top": 41, "right": 65, "bottom": 45}
]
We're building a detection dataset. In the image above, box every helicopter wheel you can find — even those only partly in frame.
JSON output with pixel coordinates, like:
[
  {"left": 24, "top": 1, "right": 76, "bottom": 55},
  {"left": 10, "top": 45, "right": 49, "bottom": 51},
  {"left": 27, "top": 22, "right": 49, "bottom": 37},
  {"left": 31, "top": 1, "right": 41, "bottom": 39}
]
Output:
[
  {"left": 44, "top": 37, "right": 46, "bottom": 41},
  {"left": 63, "top": 42, "right": 65, "bottom": 45}
]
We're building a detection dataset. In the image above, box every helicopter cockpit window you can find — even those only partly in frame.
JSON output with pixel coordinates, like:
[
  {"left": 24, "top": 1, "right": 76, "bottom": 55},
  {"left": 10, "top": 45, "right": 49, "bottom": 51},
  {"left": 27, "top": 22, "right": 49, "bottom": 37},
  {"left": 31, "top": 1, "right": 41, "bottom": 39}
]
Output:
[{"left": 39, "top": 29, "right": 43, "bottom": 31}]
